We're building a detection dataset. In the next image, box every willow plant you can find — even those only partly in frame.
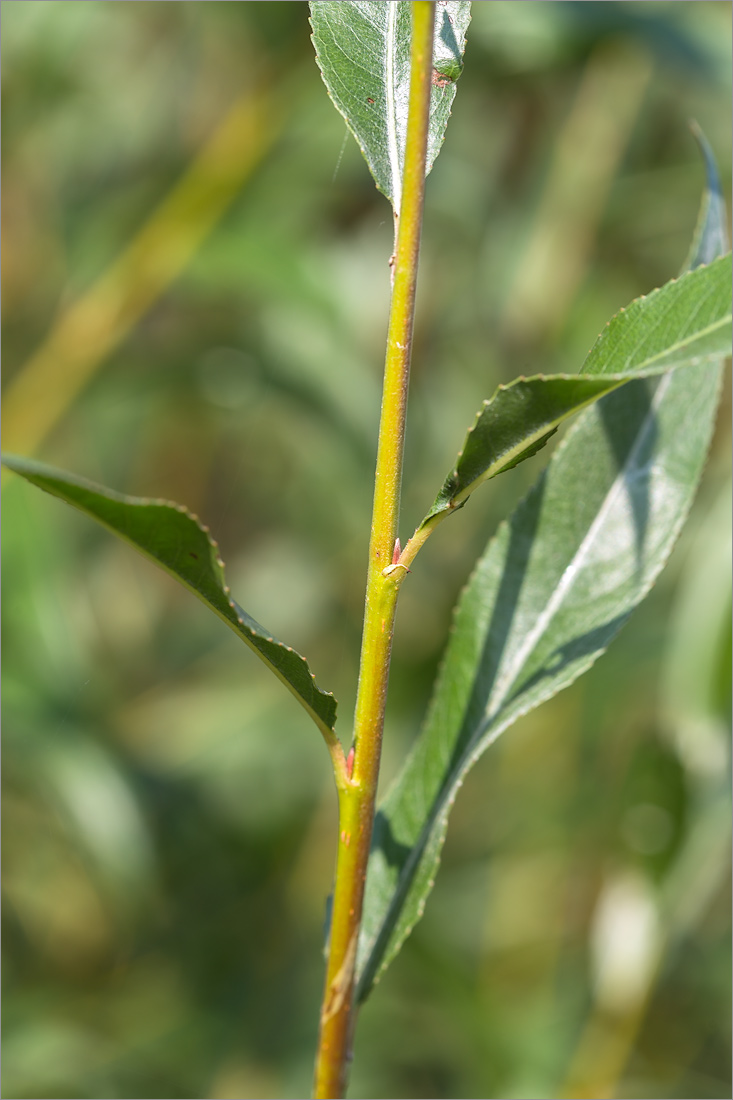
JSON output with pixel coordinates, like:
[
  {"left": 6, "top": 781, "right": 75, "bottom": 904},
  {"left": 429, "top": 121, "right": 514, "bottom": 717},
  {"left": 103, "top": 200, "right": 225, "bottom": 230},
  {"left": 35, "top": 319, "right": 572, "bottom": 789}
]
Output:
[{"left": 3, "top": 3, "right": 732, "bottom": 1098}]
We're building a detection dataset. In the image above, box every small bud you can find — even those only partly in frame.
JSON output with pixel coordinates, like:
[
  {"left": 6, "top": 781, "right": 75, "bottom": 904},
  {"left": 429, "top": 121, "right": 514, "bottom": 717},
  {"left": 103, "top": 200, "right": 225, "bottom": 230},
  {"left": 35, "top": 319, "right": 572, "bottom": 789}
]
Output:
[
  {"left": 392, "top": 538, "right": 401, "bottom": 564},
  {"left": 346, "top": 746, "right": 355, "bottom": 779}
]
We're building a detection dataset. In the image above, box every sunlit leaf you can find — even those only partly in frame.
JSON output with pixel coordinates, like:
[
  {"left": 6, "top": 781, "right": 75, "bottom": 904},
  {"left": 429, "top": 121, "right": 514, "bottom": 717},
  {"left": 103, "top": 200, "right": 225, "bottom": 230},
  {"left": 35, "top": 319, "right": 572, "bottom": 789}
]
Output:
[
  {"left": 309, "top": 0, "right": 470, "bottom": 211},
  {"left": 1, "top": 456, "right": 338, "bottom": 739},
  {"left": 421, "top": 253, "right": 732, "bottom": 526}
]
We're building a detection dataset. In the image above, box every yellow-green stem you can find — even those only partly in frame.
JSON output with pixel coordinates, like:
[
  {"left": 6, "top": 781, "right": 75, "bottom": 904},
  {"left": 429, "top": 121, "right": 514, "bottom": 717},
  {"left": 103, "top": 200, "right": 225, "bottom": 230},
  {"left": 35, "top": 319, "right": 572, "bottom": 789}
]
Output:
[{"left": 312, "top": 5, "right": 435, "bottom": 1097}]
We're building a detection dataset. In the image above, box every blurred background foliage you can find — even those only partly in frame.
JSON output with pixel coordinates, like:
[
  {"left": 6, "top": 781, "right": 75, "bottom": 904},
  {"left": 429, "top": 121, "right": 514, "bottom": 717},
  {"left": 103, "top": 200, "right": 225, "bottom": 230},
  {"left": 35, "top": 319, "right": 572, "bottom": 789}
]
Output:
[{"left": 2, "top": 2, "right": 731, "bottom": 1098}]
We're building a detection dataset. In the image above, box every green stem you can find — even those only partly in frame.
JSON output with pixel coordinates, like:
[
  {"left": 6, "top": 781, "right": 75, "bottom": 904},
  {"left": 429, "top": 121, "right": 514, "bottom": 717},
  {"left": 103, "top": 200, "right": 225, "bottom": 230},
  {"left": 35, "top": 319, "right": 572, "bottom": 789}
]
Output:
[
  {"left": 395, "top": 509, "right": 448, "bottom": 572},
  {"left": 312, "top": 5, "right": 435, "bottom": 1097}
]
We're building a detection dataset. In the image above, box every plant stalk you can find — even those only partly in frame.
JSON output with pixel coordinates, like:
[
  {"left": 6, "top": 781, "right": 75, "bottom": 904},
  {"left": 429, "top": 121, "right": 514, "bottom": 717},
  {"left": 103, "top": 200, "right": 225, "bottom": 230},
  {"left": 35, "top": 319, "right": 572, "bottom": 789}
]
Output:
[{"left": 312, "top": 4, "right": 436, "bottom": 1097}]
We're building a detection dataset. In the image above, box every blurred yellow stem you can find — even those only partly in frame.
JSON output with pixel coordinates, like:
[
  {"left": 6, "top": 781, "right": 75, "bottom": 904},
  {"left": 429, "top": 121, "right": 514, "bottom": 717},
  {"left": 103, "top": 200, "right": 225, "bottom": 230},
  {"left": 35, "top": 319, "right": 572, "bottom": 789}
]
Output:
[{"left": 2, "top": 85, "right": 279, "bottom": 466}]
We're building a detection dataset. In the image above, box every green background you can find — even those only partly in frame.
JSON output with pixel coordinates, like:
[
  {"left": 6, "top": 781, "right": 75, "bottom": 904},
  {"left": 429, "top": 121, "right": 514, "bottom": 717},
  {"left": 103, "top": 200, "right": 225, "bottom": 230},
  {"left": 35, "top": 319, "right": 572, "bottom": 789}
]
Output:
[{"left": 3, "top": 3, "right": 731, "bottom": 1098}]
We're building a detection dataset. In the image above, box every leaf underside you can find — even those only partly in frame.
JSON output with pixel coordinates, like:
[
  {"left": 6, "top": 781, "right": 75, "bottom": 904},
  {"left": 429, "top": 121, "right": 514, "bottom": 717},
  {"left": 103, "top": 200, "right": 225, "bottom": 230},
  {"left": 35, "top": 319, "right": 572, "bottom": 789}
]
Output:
[
  {"left": 356, "top": 141, "right": 730, "bottom": 999},
  {"left": 309, "top": 0, "right": 471, "bottom": 211},
  {"left": 1, "top": 456, "right": 338, "bottom": 737}
]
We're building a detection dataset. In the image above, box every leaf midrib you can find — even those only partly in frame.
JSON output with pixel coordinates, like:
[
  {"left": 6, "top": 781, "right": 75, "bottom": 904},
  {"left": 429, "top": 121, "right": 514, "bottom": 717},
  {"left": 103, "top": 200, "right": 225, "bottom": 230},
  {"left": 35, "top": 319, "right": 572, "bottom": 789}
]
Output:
[
  {"left": 484, "top": 373, "right": 670, "bottom": 718},
  {"left": 604, "top": 310, "right": 731, "bottom": 376},
  {"left": 385, "top": 1, "right": 401, "bottom": 211}
]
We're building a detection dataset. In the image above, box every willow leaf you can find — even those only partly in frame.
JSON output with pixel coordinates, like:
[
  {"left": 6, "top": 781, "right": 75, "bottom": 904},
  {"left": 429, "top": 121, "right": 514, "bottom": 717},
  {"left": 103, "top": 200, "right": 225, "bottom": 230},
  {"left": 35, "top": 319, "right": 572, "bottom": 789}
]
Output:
[
  {"left": 358, "top": 359, "right": 724, "bottom": 998},
  {"left": 421, "top": 252, "right": 732, "bottom": 525},
  {"left": 2, "top": 455, "right": 338, "bottom": 739},
  {"left": 309, "top": 0, "right": 470, "bottom": 211}
]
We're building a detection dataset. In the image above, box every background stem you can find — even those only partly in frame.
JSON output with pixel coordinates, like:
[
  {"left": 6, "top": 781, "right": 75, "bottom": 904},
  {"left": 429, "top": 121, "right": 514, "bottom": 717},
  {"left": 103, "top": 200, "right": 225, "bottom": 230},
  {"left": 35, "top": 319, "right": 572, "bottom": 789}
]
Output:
[{"left": 312, "top": 4, "right": 435, "bottom": 1097}]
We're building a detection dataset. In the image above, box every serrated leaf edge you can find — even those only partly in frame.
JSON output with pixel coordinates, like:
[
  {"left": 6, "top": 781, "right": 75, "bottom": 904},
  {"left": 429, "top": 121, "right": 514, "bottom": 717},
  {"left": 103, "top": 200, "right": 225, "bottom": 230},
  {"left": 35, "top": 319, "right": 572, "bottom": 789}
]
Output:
[
  {"left": 2, "top": 455, "right": 338, "bottom": 737},
  {"left": 421, "top": 254, "right": 732, "bottom": 526}
]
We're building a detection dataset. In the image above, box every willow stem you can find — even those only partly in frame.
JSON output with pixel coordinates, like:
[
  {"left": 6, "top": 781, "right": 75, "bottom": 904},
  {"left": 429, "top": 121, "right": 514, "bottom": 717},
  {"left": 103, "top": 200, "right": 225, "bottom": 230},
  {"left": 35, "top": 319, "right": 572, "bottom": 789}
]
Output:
[{"left": 312, "top": 5, "right": 436, "bottom": 1098}]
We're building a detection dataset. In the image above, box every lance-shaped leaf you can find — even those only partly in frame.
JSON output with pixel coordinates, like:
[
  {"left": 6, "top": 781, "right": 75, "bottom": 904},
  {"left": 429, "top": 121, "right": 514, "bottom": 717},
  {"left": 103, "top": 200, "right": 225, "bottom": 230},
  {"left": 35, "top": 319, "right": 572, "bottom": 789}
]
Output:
[
  {"left": 357, "top": 360, "right": 725, "bottom": 1000},
  {"left": 421, "top": 251, "right": 732, "bottom": 526},
  {"left": 356, "top": 150, "right": 729, "bottom": 1000},
  {"left": 2, "top": 456, "right": 338, "bottom": 740},
  {"left": 309, "top": 0, "right": 470, "bottom": 211}
]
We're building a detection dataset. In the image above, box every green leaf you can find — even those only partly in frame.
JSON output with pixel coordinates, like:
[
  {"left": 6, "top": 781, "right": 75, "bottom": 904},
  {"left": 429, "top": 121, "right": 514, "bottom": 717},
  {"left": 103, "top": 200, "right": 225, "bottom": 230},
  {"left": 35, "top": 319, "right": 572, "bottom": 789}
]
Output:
[
  {"left": 684, "top": 122, "right": 728, "bottom": 271},
  {"left": 1, "top": 455, "right": 338, "bottom": 739},
  {"left": 357, "top": 360, "right": 725, "bottom": 1000},
  {"left": 309, "top": 0, "right": 471, "bottom": 211},
  {"left": 421, "top": 252, "right": 732, "bottom": 525},
  {"left": 356, "top": 148, "right": 730, "bottom": 1000}
]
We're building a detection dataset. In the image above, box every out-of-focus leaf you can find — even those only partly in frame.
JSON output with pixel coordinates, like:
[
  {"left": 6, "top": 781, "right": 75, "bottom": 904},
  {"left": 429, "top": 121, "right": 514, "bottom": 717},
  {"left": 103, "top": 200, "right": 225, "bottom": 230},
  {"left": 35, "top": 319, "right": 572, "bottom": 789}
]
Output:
[
  {"left": 309, "top": 0, "right": 470, "bottom": 211},
  {"left": 421, "top": 253, "right": 732, "bottom": 525},
  {"left": 1, "top": 456, "right": 338, "bottom": 739},
  {"left": 660, "top": 477, "right": 731, "bottom": 779},
  {"left": 356, "top": 150, "right": 729, "bottom": 1000},
  {"left": 684, "top": 123, "right": 729, "bottom": 270}
]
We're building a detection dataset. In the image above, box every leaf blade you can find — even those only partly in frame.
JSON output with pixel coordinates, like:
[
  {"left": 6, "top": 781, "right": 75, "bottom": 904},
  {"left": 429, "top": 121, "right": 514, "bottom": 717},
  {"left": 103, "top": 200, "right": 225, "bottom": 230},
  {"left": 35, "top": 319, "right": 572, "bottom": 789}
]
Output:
[
  {"left": 309, "top": 0, "right": 470, "bottom": 211},
  {"left": 421, "top": 253, "right": 732, "bottom": 525},
  {"left": 2, "top": 455, "right": 338, "bottom": 738},
  {"left": 357, "top": 359, "right": 724, "bottom": 999}
]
